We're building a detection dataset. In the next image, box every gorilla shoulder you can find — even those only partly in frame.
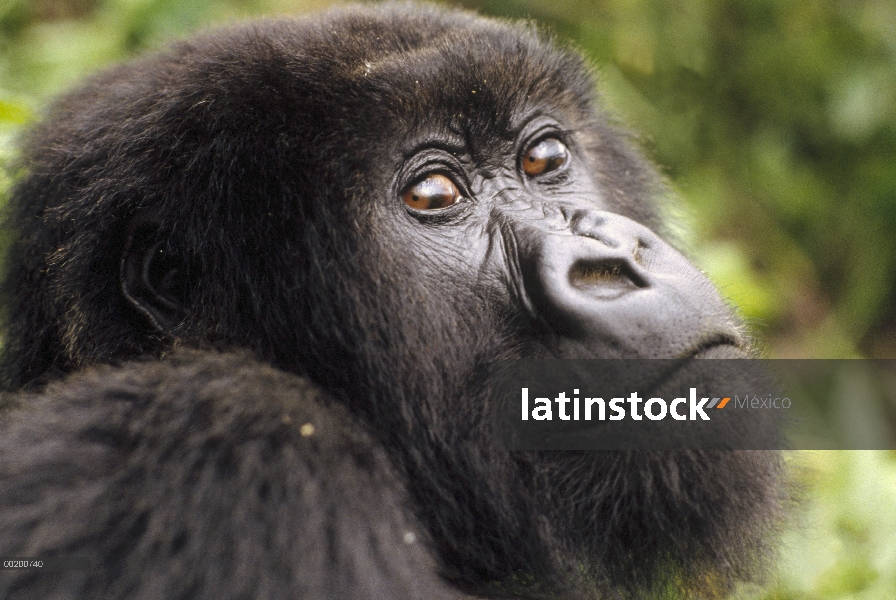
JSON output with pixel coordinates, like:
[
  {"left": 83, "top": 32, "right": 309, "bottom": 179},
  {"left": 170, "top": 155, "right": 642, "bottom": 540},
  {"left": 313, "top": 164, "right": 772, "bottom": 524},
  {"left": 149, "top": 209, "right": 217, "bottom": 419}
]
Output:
[{"left": 0, "top": 351, "right": 464, "bottom": 600}]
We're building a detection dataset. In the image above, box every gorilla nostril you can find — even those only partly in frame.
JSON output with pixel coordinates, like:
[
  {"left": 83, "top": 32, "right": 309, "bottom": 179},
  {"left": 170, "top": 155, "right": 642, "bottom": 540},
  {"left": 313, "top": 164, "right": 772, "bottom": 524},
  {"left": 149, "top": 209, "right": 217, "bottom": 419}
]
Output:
[{"left": 569, "top": 259, "right": 647, "bottom": 299}]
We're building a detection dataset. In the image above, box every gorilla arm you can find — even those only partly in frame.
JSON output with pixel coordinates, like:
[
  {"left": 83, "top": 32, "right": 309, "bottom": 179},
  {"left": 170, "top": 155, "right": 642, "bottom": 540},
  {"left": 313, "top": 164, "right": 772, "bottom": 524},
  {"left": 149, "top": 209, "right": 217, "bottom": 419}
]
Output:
[{"left": 0, "top": 351, "right": 465, "bottom": 600}]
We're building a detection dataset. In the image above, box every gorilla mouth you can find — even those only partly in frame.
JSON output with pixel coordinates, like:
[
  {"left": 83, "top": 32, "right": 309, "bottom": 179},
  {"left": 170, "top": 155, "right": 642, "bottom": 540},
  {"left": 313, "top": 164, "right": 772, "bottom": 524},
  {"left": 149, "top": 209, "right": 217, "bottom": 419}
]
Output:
[{"left": 568, "top": 259, "right": 645, "bottom": 300}]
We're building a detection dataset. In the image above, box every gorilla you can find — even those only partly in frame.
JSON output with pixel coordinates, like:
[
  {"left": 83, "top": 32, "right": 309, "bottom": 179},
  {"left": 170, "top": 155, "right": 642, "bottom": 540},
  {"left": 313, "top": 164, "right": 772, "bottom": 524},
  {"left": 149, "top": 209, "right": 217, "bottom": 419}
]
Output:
[{"left": 0, "top": 4, "right": 783, "bottom": 599}]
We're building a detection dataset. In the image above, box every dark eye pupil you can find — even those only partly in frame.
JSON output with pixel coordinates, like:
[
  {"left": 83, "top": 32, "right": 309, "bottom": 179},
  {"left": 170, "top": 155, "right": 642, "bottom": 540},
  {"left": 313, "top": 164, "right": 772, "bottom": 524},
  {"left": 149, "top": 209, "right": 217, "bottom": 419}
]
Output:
[
  {"left": 523, "top": 138, "right": 568, "bottom": 176},
  {"left": 402, "top": 174, "right": 461, "bottom": 210}
]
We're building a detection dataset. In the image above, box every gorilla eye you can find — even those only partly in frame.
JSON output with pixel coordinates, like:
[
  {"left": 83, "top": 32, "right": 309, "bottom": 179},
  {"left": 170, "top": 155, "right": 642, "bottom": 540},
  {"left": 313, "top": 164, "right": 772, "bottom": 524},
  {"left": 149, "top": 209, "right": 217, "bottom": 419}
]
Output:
[
  {"left": 522, "top": 138, "right": 568, "bottom": 177},
  {"left": 402, "top": 174, "right": 462, "bottom": 211}
]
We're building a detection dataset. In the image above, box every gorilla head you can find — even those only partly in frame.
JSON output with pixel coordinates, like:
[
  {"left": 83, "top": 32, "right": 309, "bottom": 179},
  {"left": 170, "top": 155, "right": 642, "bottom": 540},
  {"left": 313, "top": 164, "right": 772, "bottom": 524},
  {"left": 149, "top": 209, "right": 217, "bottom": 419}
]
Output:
[{"left": 1, "top": 4, "right": 781, "bottom": 598}]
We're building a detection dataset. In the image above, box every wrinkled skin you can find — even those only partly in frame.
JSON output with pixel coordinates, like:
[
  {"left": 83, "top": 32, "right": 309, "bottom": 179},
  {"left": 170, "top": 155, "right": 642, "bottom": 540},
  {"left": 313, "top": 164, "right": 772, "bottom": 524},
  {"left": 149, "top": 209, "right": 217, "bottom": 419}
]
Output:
[{"left": 0, "top": 4, "right": 782, "bottom": 599}]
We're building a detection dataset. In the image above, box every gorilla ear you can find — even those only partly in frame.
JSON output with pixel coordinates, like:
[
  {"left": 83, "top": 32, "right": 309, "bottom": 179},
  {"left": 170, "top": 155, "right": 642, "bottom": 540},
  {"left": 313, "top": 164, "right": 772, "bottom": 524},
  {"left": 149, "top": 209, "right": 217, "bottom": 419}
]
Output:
[{"left": 121, "top": 209, "right": 188, "bottom": 334}]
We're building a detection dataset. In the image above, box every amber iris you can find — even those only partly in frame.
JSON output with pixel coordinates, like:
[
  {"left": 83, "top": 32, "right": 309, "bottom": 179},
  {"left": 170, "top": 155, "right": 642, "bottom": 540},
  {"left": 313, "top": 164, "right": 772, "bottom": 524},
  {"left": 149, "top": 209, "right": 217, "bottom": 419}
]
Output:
[
  {"left": 402, "top": 174, "right": 461, "bottom": 210},
  {"left": 522, "top": 138, "right": 568, "bottom": 176}
]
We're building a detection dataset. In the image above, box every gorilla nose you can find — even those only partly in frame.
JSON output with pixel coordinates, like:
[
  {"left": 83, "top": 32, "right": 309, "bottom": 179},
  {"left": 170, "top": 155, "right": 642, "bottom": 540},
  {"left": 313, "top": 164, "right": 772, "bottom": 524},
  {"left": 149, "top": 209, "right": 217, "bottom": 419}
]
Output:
[
  {"left": 563, "top": 212, "right": 651, "bottom": 300},
  {"left": 518, "top": 211, "right": 743, "bottom": 358}
]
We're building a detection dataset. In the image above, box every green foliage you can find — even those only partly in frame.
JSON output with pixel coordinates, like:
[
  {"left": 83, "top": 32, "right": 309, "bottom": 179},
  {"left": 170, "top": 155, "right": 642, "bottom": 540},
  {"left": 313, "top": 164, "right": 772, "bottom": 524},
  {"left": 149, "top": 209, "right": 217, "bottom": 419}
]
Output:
[
  {"left": 734, "top": 451, "right": 896, "bottom": 600},
  {"left": 0, "top": 95, "right": 31, "bottom": 211}
]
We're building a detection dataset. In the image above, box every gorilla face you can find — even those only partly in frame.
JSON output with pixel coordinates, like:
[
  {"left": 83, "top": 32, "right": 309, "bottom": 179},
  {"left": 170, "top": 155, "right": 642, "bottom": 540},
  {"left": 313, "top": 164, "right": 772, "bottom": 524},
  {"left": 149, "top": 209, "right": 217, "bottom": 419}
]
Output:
[
  {"left": 389, "top": 132, "right": 745, "bottom": 360},
  {"left": 0, "top": 5, "right": 782, "bottom": 597}
]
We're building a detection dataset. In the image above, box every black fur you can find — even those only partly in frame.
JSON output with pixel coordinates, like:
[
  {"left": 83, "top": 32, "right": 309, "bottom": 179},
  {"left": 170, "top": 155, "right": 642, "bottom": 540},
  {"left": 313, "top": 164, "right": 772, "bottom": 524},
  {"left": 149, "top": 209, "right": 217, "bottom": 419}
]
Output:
[
  {"left": 0, "top": 351, "right": 465, "bottom": 599},
  {"left": 0, "top": 4, "right": 782, "bottom": 599}
]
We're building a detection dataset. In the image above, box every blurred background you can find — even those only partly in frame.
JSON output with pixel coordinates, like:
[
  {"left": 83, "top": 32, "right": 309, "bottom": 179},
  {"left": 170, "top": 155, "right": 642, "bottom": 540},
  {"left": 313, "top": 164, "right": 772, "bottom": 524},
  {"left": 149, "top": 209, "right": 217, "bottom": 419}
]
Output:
[{"left": 1, "top": 0, "right": 895, "bottom": 598}]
